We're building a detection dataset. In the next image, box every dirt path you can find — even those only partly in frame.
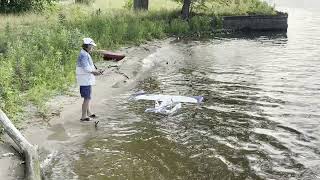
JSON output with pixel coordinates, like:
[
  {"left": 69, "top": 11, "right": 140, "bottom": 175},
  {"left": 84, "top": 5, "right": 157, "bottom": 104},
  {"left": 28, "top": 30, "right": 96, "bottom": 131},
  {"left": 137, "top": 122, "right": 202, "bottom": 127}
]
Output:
[{"left": 0, "top": 39, "right": 172, "bottom": 179}]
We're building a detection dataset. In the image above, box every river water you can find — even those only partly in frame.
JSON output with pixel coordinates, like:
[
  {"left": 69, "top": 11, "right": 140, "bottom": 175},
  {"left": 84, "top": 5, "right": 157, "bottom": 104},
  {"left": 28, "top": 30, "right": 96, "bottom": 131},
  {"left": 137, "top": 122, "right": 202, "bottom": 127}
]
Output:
[{"left": 47, "top": 0, "right": 320, "bottom": 179}]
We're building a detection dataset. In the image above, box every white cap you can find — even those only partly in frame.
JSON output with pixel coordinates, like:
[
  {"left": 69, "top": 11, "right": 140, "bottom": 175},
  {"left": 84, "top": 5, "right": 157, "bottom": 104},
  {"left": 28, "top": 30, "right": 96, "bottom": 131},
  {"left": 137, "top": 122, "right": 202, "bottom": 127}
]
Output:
[{"left": 83, "top": 38, "right": 97, "bottom": 46}]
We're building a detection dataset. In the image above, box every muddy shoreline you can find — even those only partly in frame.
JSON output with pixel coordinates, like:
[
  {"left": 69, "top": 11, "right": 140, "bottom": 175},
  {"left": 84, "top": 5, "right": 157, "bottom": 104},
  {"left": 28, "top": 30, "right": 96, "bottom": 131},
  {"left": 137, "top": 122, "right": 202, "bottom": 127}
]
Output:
[{"left": 0, "top": 39, "right": 172, "bottom": 179}]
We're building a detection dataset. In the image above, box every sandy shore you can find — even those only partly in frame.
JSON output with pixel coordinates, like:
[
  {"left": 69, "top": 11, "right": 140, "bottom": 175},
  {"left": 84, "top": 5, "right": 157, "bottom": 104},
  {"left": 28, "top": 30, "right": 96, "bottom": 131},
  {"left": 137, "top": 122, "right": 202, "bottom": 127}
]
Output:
[{"left": 0, "top": 39, "right": 172, "bottom": 179}]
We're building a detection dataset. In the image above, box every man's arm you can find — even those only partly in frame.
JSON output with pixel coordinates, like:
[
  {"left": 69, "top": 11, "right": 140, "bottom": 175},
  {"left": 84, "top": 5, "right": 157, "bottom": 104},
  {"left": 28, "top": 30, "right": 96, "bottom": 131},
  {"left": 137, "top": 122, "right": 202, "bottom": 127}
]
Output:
[{"left": 79, "top": 54, "right": 101, "bottom": 75}]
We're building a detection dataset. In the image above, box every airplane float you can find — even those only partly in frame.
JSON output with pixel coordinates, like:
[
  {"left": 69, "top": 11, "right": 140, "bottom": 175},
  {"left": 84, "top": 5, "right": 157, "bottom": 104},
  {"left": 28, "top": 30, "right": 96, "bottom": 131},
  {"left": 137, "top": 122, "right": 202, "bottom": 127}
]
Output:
[{"left": 131, "top": 91, "right": 204, "bottom": 115}]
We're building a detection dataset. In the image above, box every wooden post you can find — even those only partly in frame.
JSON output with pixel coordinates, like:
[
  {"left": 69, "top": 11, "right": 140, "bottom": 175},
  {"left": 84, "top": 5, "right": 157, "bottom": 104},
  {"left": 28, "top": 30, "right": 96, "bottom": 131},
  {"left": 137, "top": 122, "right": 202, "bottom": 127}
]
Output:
[{"left": 0, "top": 109, "right": 41, "bottom": 180}]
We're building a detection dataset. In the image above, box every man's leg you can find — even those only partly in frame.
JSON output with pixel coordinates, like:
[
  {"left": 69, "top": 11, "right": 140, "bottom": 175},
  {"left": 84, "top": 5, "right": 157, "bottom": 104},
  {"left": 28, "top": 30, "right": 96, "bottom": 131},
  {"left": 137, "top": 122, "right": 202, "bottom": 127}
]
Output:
[
  {"left": 87, "top": 86, "right": 94, "bottom": 117},
  {"left": 82, "top": 98, "right": 90, "bottom": 119},
  {"left": 87, "top": 101, "right": 92, "bottom": 116}
]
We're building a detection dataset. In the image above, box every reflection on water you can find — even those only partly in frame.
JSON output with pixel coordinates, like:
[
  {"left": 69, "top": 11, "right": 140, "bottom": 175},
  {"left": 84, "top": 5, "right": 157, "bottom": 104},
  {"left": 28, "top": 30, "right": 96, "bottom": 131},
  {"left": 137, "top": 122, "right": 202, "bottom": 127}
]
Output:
[{"left": 47, "top": 1, "right": 320, "bottom": 179}]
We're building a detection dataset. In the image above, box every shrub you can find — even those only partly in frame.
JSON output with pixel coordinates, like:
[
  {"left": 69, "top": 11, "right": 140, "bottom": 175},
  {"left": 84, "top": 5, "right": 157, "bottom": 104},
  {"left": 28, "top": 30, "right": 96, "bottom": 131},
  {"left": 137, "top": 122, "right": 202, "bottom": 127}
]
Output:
[
  {"left": 167, "top": 18, "right": 190, "bottom": 35},
  {"left": 123, "top": 0, "right": 134, "bottom": 10},
  {"left": 189, "top": 16, "right": 212, "bottom": 33},
  {"left": 0, "top": 0, "right": 55, "bottom": 13}
]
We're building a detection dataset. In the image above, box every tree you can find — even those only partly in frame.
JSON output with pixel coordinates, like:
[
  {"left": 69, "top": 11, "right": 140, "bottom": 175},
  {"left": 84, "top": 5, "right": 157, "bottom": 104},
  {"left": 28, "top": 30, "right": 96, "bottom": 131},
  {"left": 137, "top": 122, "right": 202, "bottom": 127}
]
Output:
[
  {"left": 181, "top": 0, "right": 192, "bottom": 19},
  {"left": 133, "top": 0, "right": 149, "bottom": 10},
  {"left": 174, "top": 0, "right": 222, "bottom": 19},
  {"left": 173, "top": 0, "right": 197, "bottom": 19},
  {"left": 0, "top": 109, "right": 41, "bottom": 180}
]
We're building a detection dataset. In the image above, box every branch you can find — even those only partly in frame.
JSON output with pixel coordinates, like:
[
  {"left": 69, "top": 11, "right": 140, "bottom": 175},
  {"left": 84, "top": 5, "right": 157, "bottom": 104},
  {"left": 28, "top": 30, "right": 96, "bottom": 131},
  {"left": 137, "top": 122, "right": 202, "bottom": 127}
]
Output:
[{"left": 0, "top": 109, "right": 41, "bottom": 180}]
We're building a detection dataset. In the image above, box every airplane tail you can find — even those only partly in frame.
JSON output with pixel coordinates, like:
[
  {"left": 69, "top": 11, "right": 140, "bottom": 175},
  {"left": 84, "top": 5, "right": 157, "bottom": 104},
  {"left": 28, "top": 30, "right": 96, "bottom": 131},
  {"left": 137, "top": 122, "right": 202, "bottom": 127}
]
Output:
[
  {"left": 145, "top": 103, "right": 182, "bottom": 115},
  {"left": 192, "top": 96, "right": 204, "bottom": 103}
]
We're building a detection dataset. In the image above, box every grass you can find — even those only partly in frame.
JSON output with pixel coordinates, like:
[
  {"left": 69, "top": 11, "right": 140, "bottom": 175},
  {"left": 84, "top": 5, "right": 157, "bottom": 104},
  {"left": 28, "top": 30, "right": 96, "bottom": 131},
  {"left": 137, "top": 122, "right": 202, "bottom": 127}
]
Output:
[
  {"left": 0, "top": 0, "right": 276, "bottom": 123},
  {"left": 0, "top": 13, "right": 47, "bottom": 31},
  {"left": 92, "top": 0, "right": 179, "bottom": 11},
  {"left": 90, "top": 0, "right": 275, "bottom": 15},
  {"left": 207, "top": 0, "right": 276, "bottom": 16}
]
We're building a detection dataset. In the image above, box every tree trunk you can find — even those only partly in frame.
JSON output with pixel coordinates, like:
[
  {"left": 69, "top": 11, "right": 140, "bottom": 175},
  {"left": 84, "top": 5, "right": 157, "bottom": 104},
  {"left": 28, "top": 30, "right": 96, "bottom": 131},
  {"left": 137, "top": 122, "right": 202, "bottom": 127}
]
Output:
[
  {"left": 133, "top": 0, "right": 149, "bottom": 10},
  {"left": 0, "top": 0, "right": 6, "bottom": 13},
  {"left": 181, "top": 0, "right": 192, "bottom": 19},
  {"left": 0, "top": 109, "right": 41, "bottom": 180}
]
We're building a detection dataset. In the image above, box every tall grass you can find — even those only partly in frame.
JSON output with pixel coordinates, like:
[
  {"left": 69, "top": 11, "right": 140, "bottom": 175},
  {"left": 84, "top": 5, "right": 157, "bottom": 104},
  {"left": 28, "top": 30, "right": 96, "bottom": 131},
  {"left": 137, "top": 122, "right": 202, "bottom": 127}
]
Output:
[
  {"left": 0, "top": 22, "right": 82, "bottom": 121},
  {"left": 0, "top": 13, "right": 47, "bottom": 31},
  {"left": 92, "top": 0, "right": 179, "bottom": 11}
]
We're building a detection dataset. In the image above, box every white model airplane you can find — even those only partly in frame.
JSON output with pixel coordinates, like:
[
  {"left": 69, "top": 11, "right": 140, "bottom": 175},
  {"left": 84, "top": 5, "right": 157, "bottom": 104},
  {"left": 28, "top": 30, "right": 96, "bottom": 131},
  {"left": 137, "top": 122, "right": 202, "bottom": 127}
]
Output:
[{"left": 132, "top": 91, "right": 204, "bottom": 115}]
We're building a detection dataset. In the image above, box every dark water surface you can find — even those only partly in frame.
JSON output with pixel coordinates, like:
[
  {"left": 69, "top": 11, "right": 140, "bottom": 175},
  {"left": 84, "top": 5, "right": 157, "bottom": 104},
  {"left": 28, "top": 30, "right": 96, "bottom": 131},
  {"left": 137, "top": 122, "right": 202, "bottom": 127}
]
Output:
[{"left": 48, "top": 0, "right": 320, "bottom": 179}]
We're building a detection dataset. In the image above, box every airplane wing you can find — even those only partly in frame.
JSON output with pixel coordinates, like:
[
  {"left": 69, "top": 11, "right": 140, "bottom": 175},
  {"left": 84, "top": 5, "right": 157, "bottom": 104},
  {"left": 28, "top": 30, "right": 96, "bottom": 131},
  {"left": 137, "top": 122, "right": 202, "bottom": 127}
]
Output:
[{"left": 133, "top": 94, "right": 204, "bottom": 104}]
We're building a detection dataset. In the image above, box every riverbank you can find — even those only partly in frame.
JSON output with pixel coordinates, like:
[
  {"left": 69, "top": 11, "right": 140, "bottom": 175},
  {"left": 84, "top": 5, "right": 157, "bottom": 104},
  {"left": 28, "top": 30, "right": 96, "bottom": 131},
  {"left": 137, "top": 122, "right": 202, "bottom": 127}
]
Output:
[
  {"left": 0, "top": 39, "right": 173, "bottom": 179},
  {"left": 0, "top": 6, "right": 211, "bottom": 125},
  {"left": 0, "top": 0, "right": 278, "bottom": 124}
]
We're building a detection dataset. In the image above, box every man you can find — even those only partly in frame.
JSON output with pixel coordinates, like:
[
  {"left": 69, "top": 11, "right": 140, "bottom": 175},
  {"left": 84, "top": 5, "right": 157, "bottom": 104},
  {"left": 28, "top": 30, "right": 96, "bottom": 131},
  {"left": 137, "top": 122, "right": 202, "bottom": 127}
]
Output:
[{"left": 76, "top": 38, "right": 102, "bottom": 121}]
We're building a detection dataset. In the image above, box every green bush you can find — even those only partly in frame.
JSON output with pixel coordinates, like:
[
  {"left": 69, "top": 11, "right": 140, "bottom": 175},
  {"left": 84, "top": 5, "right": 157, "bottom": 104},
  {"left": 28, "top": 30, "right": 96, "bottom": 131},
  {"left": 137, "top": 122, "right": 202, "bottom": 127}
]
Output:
[
  {"left": 189, "top": 16, "right": 212, "bottom": 33},
  {"left": 167, "top": 18, "right": 190, "bottom": 36},
  {"left": 123, "top": 0, "right": 134, "bottom": 10},
  {"left": 0, "top": 22, "right": 83, "bottom": 118},
  {"left": 170, "top": 0, "right": 275, "bottom": 16},
  {"left": 208, "top": 0, "right": 276, "bottom": 16},
  {"left": 0, "top": 0, "right": 55, "bottom": 13}
]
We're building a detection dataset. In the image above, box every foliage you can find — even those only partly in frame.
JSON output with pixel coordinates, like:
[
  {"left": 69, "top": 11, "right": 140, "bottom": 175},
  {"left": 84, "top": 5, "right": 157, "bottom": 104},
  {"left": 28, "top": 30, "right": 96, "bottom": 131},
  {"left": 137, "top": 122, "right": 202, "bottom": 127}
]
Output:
[
  {"left": 206, "top": 0, "right": 276, "bottom": 16},
  {"left": 123, "top": 0, "right": 134, "bottom": 10},
  {"left": 167, "top": 18, "right": 190, "bottom": 35},
  {"left": 0, "top": 20, "right": 82, "bottom": 120},
  {"left": 189, "top": 15, "right": 212, "bottom": 32},
  {"left": 171, "top": 0, "right": 276, "bottom": 16},
  {"left": 0, "top": 0, "right": 55, "bottom": 13}
]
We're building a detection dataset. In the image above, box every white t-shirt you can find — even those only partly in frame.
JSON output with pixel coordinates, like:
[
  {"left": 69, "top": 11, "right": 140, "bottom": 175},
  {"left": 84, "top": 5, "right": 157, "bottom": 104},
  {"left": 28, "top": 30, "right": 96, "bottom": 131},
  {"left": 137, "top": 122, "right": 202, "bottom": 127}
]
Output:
[{"left": 76, "top": 49, "right": 96, "bottom": 86}]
